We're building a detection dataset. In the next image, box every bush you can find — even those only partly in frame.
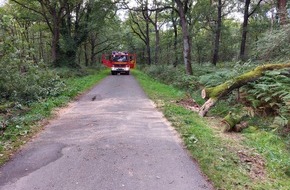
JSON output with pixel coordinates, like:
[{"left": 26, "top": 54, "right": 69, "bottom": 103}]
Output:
[
  {"left": 245, "top": 69, "right": 290, "bottom": 128},
  {"left": 142, "top": 64, "right": 201, "bottom": 92},
  {"left": 255, "top": 24, "right": 290, "bottom": 61},
  {"left": 0, "top": 15, "right": 65, "bottom": 104},
  {"left": 0, "top": 59, "right": 65, "bottom": 104}
]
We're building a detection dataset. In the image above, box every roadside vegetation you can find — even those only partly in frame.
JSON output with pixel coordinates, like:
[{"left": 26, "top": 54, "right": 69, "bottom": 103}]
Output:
[
  {"left": 0, "top": 68, "right": 108, "bottom": 164},
  {"left": 133, "top": 69, "right": 290, "bottom": 190},
  {"left": 0, "top": 0, "right": 114, "bottom": 165}
]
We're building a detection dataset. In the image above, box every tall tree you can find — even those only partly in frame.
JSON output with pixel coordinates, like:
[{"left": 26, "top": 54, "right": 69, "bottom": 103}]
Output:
[
  {"left": 171, "top": 0, "right": 179, "bottom": 67},
  {"left": 129, "top": 0, "right": 152, "bottom": 65},
  {"left": 175, "top": 0, "right": 193, "bottom": 75},
  {"left": 211, "top": 0, "right": 235, "bottom": 65},
  {"left": 61, "top": 0, "right": 118, "bottom": 67},
  {"left": 146, "top": 0, "right": 162, "bottom": 65},
  {"left": 240, "top": 0, "right": 263, "bottom": 61},
  {"left": 212, "top": 0, "right": 222, "bottom": 66},
  {"left": 60, "top": 0, "right": 87, "bottom": 67},
  {"left": 143, "top": 0, "right": 152, "bottom": 65},
  {"left": 11, "top": 0, "right": 68, "bottom": 66}
]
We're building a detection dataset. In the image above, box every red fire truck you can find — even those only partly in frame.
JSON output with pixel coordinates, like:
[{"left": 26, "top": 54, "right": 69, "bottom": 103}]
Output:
[{"left": 101, "top": 51, "right": 136, "bottom": 75}]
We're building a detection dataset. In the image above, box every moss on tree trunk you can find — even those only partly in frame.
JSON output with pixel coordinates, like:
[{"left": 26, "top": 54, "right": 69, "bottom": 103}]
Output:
[{"left": 199, "top": 63, "right": 290, "bottom": 117}]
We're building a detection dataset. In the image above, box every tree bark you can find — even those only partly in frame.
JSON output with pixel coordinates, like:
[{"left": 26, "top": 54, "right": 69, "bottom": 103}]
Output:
[
  {"left": 90, "top": 36, "right": 96, "bottom": 66},
  {"left": 199, "top": 63, "right": 290, "bottom": 117},
  {"left": 222, "top": 112, "right": 248, "bottom": 132},
  {"left": 52, "top": 28, "right": 61, "bottom": 66},
  {"left": 175, "top": 0, "right": 193, "bottom": 75},
  {"left": 212, "top": 0, "right": 222, "bottom": 66},
  {"left": 240, "top": 0, "right": 263, "bottom": 61},
  {"left": 240, "top": 0, "right": 250, "bottom": 62},
  {"left": 60, "top": 2, "right": 84, "bottom": 67},
  {"left": 277, "top": 0, "right": 287, "bottom": 25},
  {"left": 144, "top": 0, "right": 152, "bottom": 65},
  {"left": 199, "top": 98, "right": 217, "bottom": 117},
  {"left": 39, "top": 0, "right": 66, "bottom": 67},
  {"left": 155, "top": 28, "right": 160, "bottom": 64},
  {"left": 154, "top": 15, "right": 160, "bottom": 65},
  {"left": 84, "top": 42, "right": 89, "bottom": 66},
  {"left": 171, "top": 5, "right": 179, "bottom": 67},
  {"left": 38, "top": 24, "right": 44, "bottom": 62},
  {"left": 146, "top": 0, "right": 161, "bottom": 65}
]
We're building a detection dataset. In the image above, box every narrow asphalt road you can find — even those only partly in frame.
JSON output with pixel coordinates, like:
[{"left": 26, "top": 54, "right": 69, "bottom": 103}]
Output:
[{"left": 0, "top": 75, "right": 213, "bottom": 190}]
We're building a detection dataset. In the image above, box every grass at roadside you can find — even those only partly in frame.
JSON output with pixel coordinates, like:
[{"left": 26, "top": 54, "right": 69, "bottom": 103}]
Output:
[
  {"left": 132, "top": 69, "right": 290, "bottom": 190},
  {"left": 0, "top": 69, "right": 109, "bottom": 165}
]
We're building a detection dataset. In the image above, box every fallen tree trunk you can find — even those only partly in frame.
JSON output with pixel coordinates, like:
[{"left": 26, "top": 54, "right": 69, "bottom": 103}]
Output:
[
  {"left": 221, "top": 112, "right": 249, "bottom": 132},
  {"left": 198, "top": 63, "right": 290, "bottom": 117}
]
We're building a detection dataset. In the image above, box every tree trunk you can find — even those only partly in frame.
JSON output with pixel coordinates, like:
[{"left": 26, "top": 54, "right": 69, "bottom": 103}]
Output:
[
  {"left": 90, "top": 38, "right": 96, "bottom": 66},
  {"left": 39, "top": 26, "right": 44, "bottom": 62},
  {"left": 240, "top": 0, "right": 250, "bottom": 62},
  {"left": 212, "top": 0, "right": 222, "bottom": 66},
  {"left": 47, "top": 4, "right": 63, "bottom": 67},
  {"left": 10, "top": 0, "right": 66, "bottom": 66},
  {"left": 150, "top": 0, "right": 160, "bottom": 65},
  {"left": 84, "top": 42, "right": 89, "bottom": 67},
  {"left": 146, "top": 22, "right": 151, "bottom": 65},
  {"left": 171, "top": 1, "right": 178, "bottom": 67},
  {"left": 145, "top": 0, "right": 152, "bottom": 65},
  {"left": 240, "top": 0, "right": 263, "bottom": 61},
  {"left": 155, "top": 25, "right": 160, "bottom": 65},
  {"left": 52, "top": 24, "right": 61, "bottom": 67},
  {"left": 175, "top": 0, "right": 193, "bottom": 75},
  {"left": 277, "top": 0, "right": 287, "bottom": 25},
  {"left": 77, "top": 49, "right": 81, "bottom": 66},
  {"left": 199, "top": 98, "right": 217, "bottom": 117},
  {"left": 199, "top": 63, "right": 290, "bottom": 117},
  {"left": 66, "top": 50, "right": 77, "bottom": 67},
  {"left": 222, "top": 112, "right": 248, "bottom": 132}
]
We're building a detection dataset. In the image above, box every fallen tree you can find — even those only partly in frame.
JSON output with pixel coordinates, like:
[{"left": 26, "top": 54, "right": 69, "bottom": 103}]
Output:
[
  {"left": 221, "top": 112, "right": 249, "bottom": 132},
  {"left": 198, "top": 63, "right": 290, "bottom": 117}
]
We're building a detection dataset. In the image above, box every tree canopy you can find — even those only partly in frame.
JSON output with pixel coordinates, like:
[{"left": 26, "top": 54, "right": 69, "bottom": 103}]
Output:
[{"left": 0, "top": 0, "right": 288, "bottom": 69}]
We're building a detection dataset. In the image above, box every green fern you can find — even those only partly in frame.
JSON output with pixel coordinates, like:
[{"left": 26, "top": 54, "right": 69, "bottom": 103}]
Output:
[{"left": 246, "top": 69, "right": 290, "bottom": 127}]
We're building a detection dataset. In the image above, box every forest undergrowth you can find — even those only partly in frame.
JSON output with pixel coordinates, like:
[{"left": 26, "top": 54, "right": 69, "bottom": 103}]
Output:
[{"left": 135, "top": 62, "right": 290, "bottom": 189}]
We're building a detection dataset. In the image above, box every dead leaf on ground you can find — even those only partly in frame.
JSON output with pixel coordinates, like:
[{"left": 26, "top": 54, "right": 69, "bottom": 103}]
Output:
[
  {"left": 176, "top": 98, "right": 200, "bottom": 112},
  {"left": 237, "top": 150, "right": 266, "bottom": 180}
]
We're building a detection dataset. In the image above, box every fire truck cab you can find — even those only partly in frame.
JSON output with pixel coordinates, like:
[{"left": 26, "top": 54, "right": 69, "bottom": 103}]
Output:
[{"left": 101, "top": 51, "right": 136, "bottom": 75}]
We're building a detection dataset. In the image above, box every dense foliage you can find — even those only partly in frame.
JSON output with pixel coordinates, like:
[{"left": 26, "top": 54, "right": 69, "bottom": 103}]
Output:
[
  {"left": 0, "top": 0, "right": 119, "bottom": 137},
  {"left": 246, "top": 69, "right": 290, "bottom": 127},
  {"left": 255, "top": 25, "right": 290, "bottom": 60},
  {"left": 0, "top": 15, "right": 64, "bottom": 103},
  {"left": 0, "top": 7, "right": 108, "bottom": 153},
  {"left": 142, "top": 63, "right": 290, "bottom": 131}
]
